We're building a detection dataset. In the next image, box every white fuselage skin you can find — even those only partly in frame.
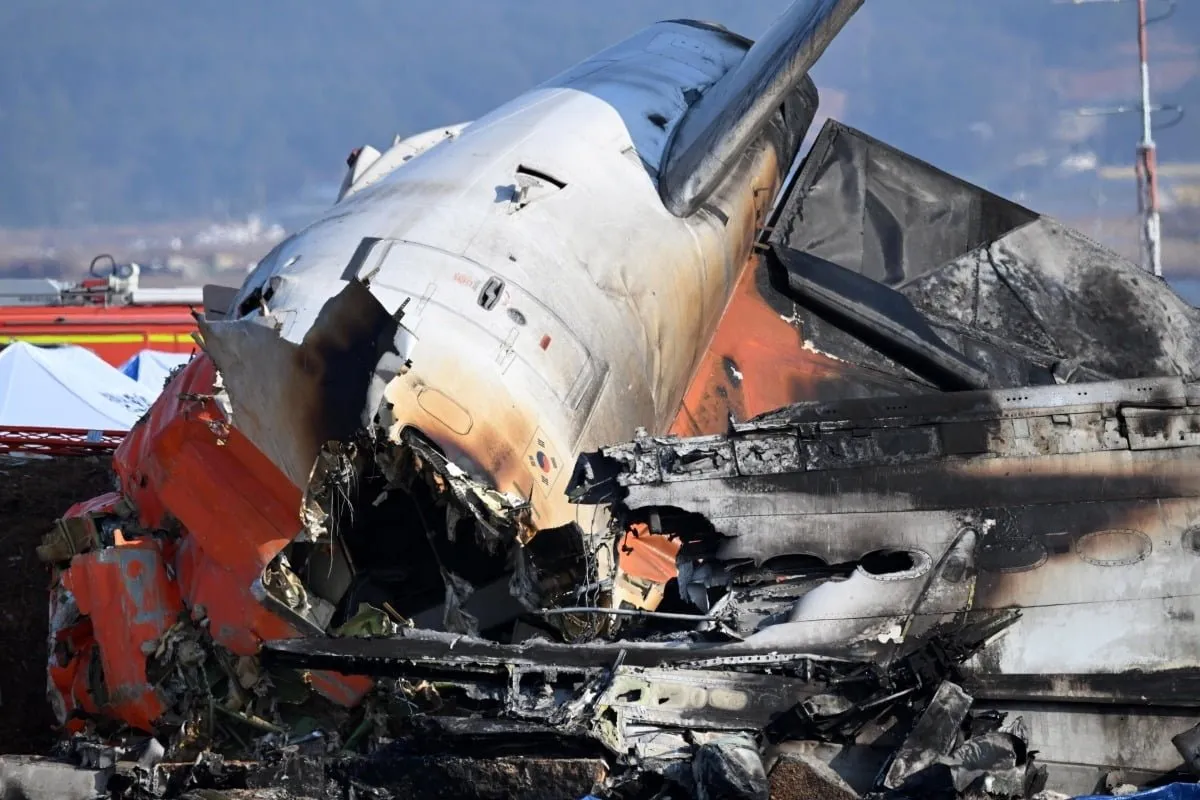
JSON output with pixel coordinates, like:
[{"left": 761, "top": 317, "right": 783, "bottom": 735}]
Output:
[{"left": 223, "top": 22, "right": 793, "bottom": 536}]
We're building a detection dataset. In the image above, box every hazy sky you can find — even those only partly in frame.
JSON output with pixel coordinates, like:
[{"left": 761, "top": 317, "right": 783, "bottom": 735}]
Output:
[{"left": 0, "top": 1, "right": 1196, "bottom": 245}]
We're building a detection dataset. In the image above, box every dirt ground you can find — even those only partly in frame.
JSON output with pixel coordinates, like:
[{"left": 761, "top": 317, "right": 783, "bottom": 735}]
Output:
[{"left": 0, "top": 455, "right": 113, "bottom": 754}]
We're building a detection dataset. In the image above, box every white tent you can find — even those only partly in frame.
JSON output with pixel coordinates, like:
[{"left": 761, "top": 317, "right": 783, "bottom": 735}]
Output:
[
  {"left": 120, "top": 349, "right": 193, "bottom": 391},
  {"left": 0, "top": 342, "right": 157, "bottom": 431}
]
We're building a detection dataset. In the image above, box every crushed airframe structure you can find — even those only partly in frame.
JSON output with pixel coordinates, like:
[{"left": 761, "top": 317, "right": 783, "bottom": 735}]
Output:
[{"left": 17, "top": 0, "right": 1200, "bottom": 798}]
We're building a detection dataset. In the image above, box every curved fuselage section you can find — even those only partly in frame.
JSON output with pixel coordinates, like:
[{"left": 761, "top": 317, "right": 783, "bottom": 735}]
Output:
[{"left": 208, "top": 21, "right": 815, "bottom": 533}]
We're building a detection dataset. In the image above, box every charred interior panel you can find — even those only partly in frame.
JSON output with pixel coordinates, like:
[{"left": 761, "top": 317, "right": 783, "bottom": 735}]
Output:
[
  {"left": 902, "top": 217, "right": 1200, "bottom": 382},
  {"left": 768, "top": 119, "right": 1038, "bottom": 286},
  {"left": 760, "top": 119, "right": 1200, "bottom": 390},
  {"left": 558, "top": 374, "right": 1200, "bottom": 792},
  {"left": 766, "top": 245, "right": 995, "bottom": 391},
  {"left": 572, "top": 377, "right": 1200, "bottom": 661}
]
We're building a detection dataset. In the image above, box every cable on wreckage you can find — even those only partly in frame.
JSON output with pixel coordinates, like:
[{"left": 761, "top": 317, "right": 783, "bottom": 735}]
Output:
[
  {"left": 320, "top": 443, "right": 362, "bottom": 581},
  {"left": 558, "top": 502, "right": 609, "bottom": 640},
  {"left": 539, "top": 607, "right": 720, "bottom": 623}
]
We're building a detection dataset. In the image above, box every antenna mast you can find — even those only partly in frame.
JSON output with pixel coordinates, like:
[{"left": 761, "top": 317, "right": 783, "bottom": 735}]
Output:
[
  {"left": 1061, "top": 0, "right": 1184, "bottom": 276},
  {"left": 1136, "top": 0, "right": 1162, "bottom": 276}
]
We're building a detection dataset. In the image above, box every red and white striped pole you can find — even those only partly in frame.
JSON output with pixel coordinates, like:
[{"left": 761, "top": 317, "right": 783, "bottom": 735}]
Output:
[
  {"left": 1135, "top": 0, "right": 1164, "bottom": 277},
  {"left": 1061, "top": 0, "right": 1179, "bottom": 276}
]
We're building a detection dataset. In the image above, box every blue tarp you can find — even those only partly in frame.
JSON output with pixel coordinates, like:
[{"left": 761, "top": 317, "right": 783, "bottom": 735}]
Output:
[
  {"left": 0, "top": 342, "right": 157, "bottom": 431},
  {"left": 1074, "top": 785, "right": 1200, "bottom": 800},
  {"left": 120, "top": 349, "right": 192, "bottom": 391}
]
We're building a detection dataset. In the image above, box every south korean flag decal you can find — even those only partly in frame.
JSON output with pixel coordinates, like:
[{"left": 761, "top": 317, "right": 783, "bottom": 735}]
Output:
[{"left": 522, "top": 427, "right": 563, "bottom": 497}]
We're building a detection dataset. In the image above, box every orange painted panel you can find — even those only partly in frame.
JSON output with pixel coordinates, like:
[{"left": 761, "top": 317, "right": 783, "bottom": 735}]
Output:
[{"left": 620, "top": 255, "right": 860, "bottom": 586}]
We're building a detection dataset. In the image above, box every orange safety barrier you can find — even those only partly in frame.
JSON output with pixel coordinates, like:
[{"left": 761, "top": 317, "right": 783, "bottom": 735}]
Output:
[{"left": 0, "top": 426, "right": 126, "bottom": 456}]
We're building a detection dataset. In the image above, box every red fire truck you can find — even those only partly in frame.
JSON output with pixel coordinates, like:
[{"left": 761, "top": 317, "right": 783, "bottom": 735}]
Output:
[{"left": 0, "top": 255, "right": 203, "bottom": 367}]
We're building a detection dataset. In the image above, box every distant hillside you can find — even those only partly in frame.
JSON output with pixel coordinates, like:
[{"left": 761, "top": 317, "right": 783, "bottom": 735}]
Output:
[{"left": 1, "top": 0, "right": 1197, "bottom": 239}]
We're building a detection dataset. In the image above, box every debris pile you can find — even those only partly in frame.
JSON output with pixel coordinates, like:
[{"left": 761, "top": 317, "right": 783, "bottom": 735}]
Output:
[
  {"left": 9, "top": 1, "right": 1200, "bottom": 797},
  {"left": 15, "top": 156, "right": 1200, "bottom": 800},
  {"left": 15, "top": 170, "right": 1200, "bottom": 798}
]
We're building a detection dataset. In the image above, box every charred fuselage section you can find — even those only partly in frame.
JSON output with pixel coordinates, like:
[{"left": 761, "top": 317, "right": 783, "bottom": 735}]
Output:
[
  {"left": 568, "top": 376, "right": 1200, "bottom": 786},
  {"left": 244, "top": 124, "right": 1200, "bottom": 797},
  {"left": 256, "top": 122, "right": 1200, "bottom": 796}
]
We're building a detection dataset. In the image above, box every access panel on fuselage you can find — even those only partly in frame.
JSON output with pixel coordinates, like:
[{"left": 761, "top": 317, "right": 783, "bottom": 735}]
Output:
[{"left": 353, "top": 238, "right": 608, "bottom": 449}]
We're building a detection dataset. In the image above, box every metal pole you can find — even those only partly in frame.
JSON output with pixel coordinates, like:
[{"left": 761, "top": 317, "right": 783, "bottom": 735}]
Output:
[
  {"left": 1058, "top": 0, "right": 1179, "bottom": 277},
  {"left": 1136, "top": 0, "right": 1164, "bottom": 276}
]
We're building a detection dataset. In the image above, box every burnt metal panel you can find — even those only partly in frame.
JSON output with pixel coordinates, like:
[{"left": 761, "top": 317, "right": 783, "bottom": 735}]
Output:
[
  {"left": 766, "top": 119, "right": 1037, "bottom": 286},
  {"left": 599, "top": 667, "right": 819, "bottom": 731},
  {"left": 902, "top": 219, "right": 1200, "bottom": 382},
  {"left": 768, "top": 244, "right": 991, "bottom": 390},
  {"left": 733, "top": 431, "right": 802, "bottom": 476},
  {"left": 659, "top": 435, "right": 738, "bottom": 483},
  {"left": 748, "top": 377, "right": 1187, "bottom": 431},
  {"left": 761, "top": 118, "right": 1200, "bottom": 387},
  {"left": 1124, "top": 407, "right": 1200, "bottom": 451}
]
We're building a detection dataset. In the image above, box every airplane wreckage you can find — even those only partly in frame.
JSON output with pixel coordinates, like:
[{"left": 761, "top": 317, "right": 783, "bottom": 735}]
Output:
[{"left": 14, "top": 1, "right": 1200, "bottom": 798}]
